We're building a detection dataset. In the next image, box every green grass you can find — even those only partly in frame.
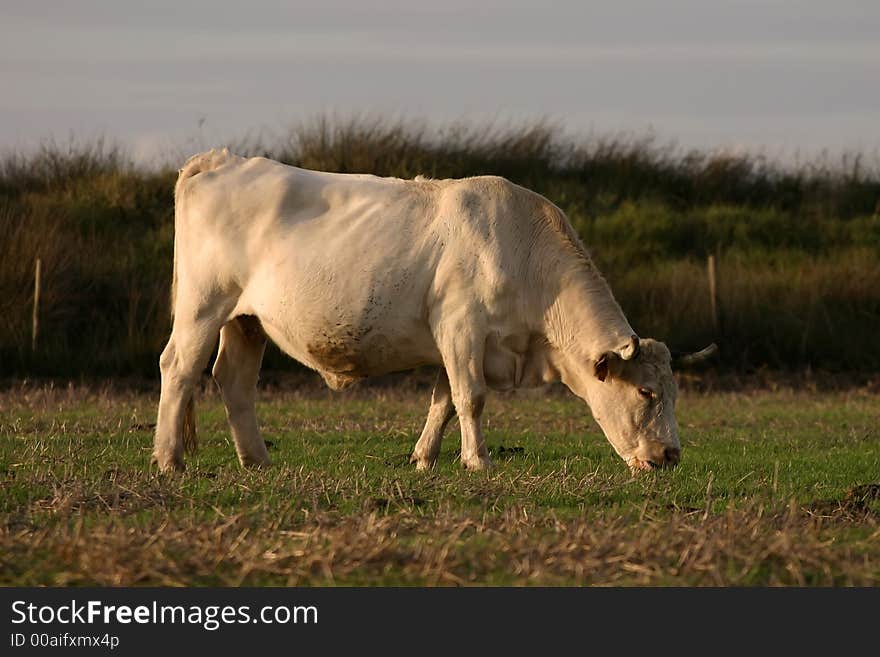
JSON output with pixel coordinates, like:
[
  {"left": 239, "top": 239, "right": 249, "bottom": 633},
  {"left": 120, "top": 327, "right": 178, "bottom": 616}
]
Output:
[{"left": 1, "top": 380, "right": 878, "bottom": 586}]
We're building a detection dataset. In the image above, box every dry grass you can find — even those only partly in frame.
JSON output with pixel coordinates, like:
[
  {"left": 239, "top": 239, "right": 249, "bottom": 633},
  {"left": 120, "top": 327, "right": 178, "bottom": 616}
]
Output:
[{"left": 4, "top": 502, "right": 877, "bottom": 587}]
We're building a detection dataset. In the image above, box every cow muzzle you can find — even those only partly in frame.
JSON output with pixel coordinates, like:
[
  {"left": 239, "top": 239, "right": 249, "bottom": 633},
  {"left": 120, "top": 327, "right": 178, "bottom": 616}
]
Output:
[{"left": 627, "top": 444, "right": 681, "bottom": 472}]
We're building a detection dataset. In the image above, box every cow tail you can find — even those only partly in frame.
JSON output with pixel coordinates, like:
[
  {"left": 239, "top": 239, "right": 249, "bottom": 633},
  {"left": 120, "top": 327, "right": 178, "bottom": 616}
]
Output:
[
  {"left": 182, "top": 395, "right": 198, "bottom": 454},
  {"left": 170, "top": 221, "right": 179, "bottom": 322}
]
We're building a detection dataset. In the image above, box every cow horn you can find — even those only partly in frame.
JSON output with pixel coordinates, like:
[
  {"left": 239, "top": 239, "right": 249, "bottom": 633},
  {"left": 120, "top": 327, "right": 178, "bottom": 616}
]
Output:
[
  {"left": 619, "top": 335, "right": 640, "bottom": 361},
  {"left": 673, "top": 343, "right": 719, "bottom": 367}
]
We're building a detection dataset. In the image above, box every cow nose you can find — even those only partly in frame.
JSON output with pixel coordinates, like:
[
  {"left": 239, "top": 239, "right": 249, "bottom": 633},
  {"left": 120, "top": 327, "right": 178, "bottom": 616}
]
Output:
[{"left": 663, "top": 447, "right": 681, "bottom": 466}]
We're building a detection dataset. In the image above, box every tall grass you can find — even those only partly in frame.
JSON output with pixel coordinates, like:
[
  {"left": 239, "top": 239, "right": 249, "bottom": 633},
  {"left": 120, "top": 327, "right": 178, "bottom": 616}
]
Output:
[
  {"left": 1, "top": 119, "right": 879, "bottom": 377},
  {"left": 269, "top": 117, "right": 880, "bottom": 220},
  {"left": 0, "top": 140, "right": 175, "bottom": 375},
  {"left": 611, "top": 250, "right": 880, "bottom": 371}
]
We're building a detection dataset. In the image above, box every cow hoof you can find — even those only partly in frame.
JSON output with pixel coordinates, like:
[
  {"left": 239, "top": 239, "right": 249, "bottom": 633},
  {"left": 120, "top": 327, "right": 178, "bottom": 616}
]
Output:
[
  {"left": 461, "top": 455, "right": 494, "bottom": 471},
  {"left": 239, "top": 453, "right": 272, "bottom": 468},
  {"left": 152, "top": 453, "right": 185, "bottom": 473},
  {"left": 409, "top": 453, "right": 437, "bottom": 470}
]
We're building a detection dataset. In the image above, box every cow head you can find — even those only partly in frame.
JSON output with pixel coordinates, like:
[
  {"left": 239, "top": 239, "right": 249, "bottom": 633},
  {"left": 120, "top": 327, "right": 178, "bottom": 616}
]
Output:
[{"left": 559, "top": 336, "right": 683, "bottom": 472}]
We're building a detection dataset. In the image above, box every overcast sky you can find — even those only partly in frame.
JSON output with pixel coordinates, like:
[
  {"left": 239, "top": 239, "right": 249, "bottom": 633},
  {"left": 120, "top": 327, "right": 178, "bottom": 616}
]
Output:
[{"left": 2, "top": 0, "right": 878, "bottom": 164}]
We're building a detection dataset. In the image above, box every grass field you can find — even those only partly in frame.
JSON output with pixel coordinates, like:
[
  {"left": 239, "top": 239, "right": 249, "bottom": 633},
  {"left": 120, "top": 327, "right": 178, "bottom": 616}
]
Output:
[{"left": 1, "top": 377, "right": 878, "bottom": 586}]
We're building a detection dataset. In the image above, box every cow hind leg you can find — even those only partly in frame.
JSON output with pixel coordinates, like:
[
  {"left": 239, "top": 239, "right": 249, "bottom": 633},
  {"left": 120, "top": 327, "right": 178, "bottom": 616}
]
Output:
[
  {"left": 410, "top": 368, "right": 456, "bottom": 470},
  {"left": 212, "top": 315, "right": 271, "bottom": 468},
  {"left": 153, "top": 312, "right": 227, "bottom": 472}
]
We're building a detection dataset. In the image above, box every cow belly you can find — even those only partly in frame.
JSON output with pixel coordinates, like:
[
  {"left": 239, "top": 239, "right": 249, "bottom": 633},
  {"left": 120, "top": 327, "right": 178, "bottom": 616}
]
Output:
[
  {"left": 256, "top": 314, "right": 441, "bottom": 386},
  {"left": 236, "top": 247, "right": 442, "bottom": 384},
  {"left": 307, "top": 326, "right": 435, "bottom": 375}
]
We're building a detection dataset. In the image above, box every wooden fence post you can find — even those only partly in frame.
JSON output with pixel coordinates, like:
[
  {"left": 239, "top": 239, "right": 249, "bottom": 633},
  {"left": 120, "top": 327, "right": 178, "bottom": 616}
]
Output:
[
  {"left": 32, "top": 257, "right": 41, "bottom": 352},
  {"left": 707, "top": 254, "right": 719, "bottom": 334}
]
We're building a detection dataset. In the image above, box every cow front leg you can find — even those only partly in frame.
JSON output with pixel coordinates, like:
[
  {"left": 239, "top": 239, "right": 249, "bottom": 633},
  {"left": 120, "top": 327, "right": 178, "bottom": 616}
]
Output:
[
  {"left": 410, "top": 368, "right": 456, "bottom": 470},
  {"left": 437, "top": 327, "right": 493, "bottom": 471}
]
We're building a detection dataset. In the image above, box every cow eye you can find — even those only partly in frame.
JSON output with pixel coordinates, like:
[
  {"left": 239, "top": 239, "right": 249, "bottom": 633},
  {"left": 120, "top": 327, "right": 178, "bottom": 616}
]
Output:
[{"left": 638, "top": 387, "right": 655, "bottom": 400}]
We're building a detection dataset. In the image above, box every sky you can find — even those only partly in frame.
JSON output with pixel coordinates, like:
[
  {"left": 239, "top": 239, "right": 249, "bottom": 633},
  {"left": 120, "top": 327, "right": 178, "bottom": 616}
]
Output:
[{"left": 2, "top": 0, "right": 879, "bottom": 165}]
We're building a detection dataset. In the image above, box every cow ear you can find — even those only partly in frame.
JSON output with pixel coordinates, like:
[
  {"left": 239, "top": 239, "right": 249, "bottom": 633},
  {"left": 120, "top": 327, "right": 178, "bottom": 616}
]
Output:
[{"left": 595, "top": 354, "right": 609, "bottom": 382}]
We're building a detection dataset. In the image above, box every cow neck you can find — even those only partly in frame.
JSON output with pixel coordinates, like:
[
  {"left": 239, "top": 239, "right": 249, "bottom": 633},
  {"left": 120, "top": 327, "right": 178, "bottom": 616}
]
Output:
[{"left": 543, "top": 260, "right": 636, "bottom": 361}]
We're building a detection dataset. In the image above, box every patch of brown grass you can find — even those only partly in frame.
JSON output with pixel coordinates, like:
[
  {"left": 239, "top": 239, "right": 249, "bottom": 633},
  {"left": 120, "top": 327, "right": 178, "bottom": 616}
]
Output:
[{"left": 2, "top": 503, "right": 877, "bottom": 587}]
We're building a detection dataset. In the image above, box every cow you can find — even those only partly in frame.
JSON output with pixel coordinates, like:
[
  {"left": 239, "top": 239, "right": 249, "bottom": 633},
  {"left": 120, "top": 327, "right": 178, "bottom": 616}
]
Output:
[{"left": 153, "top": 148, "right": 709, "bottom": 474}]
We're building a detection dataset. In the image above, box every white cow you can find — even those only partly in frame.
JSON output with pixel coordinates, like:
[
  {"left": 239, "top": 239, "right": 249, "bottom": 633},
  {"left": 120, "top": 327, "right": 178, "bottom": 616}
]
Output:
[{"left": 153, "top": 148, "right": 691, "bottom": 474}]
